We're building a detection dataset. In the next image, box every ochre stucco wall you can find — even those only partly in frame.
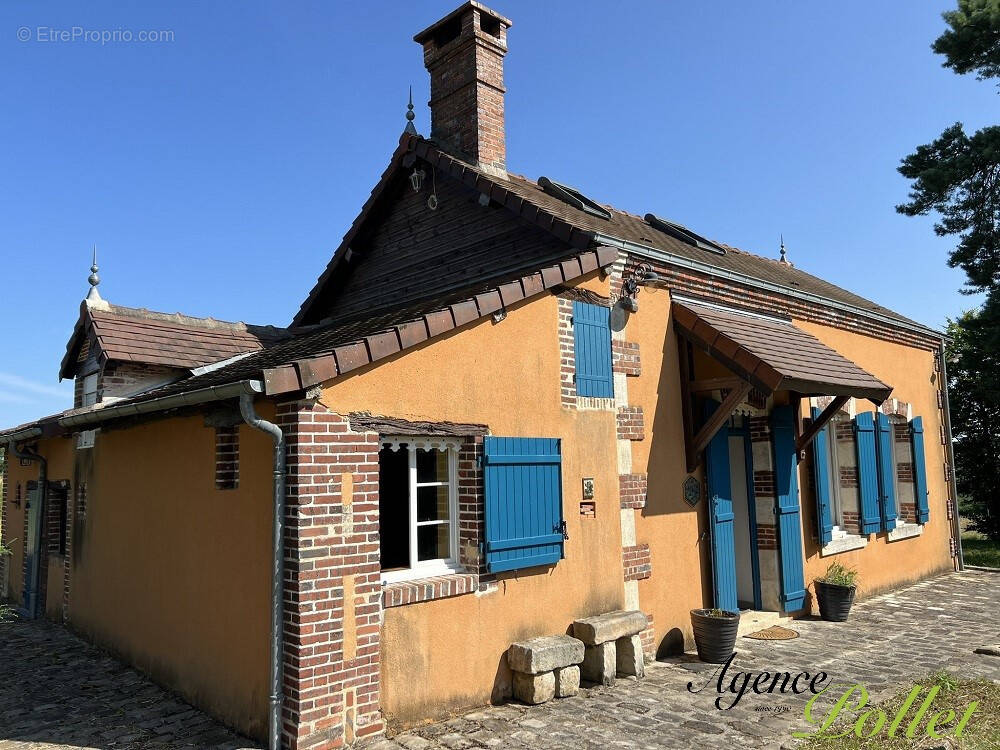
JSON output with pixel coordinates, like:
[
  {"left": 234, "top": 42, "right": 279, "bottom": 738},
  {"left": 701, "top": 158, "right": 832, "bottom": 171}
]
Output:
[
  {"left": 5, "top": 411, "right": 275, "bottom": 741},
  {"left": 319, "top": 273, "right": 626, "bottom": 728},
  {"left": 620, "top": 290, "right": 953, "bottom": 656},
  {"left": 793, "top": 320, "right": 954, "bottom": 600}
]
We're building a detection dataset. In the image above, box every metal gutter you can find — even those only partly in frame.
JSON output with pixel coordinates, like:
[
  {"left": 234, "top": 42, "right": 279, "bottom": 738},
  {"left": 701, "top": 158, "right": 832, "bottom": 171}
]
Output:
[
  {"left": 238, "top": 395, "right": 286, "bottom": 750},
  {"left": 1, "top": 426, "right": 43, "bottom": 444},
  {"left": 938, "top": 342, "right": 965, "bottom": 570},
  {"left": 593, "top": 233, "right": 945, "bottom": 341},
  {"left": 58, "top": 380, "right": 265, "bottom": 429}
]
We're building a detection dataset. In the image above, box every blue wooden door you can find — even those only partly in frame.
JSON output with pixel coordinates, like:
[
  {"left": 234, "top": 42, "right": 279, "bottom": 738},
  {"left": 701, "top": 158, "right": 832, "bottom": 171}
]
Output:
[
  {"left": 770, "top": 406, "right": 806, "bottom": 611},
  {"left": 704, "top": 401, "right": 738, "bottom": 612}
]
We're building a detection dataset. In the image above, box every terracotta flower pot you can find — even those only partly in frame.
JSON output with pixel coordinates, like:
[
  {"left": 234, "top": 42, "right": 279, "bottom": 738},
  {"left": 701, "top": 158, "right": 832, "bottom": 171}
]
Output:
[
  {"left": 815, "top": 580, "right": 856, "bottom": 622},
  {"left": 690, "top": 608, "right": 740, "bottom": 663}
]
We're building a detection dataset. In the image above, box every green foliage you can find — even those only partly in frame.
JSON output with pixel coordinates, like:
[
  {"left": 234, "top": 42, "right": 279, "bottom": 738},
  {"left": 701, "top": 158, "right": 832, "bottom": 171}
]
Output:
[
  {"left": 934, "top": 0, "right": 1000, "bottom": 81},
  {"left": 948, "top": 310, "right": 1000, "bottom": 541},
  {"left": 819, "top": 562, "right": 858, "bottom": 588},
  {"left": 961, "top": 531, "right": 1000, "bottom": 565},
  {"left": 897, "top": 124, "right": 1000, "bottom": 293}
]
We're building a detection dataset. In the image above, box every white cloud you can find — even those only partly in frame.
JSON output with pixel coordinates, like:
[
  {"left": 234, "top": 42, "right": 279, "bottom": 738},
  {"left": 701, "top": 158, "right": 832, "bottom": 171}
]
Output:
[{"left": 0, "top": 372, "right": 72, "bottom": 400}]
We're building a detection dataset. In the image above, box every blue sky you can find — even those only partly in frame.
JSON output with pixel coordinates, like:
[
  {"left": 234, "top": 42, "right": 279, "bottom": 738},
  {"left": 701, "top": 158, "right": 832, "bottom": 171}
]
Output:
[{"left": 0, "top": 1, "right": 995, "bottom": 428}]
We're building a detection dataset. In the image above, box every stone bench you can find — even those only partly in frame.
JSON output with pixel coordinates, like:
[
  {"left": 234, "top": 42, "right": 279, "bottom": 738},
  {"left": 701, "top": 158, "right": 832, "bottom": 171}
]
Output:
[
  {"left": 508, "top": 634, "right": 585, "bottom": 704},
  {"left": 572, "top": 610, "right": 647, "bottom": 686}
]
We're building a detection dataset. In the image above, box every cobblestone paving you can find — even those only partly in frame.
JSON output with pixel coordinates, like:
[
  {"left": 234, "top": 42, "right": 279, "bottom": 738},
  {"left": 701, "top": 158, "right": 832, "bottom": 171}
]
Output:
[
  {"left": 0, "top": 618, "right": 258, "bottom": 749},
  {"left": 1, "top": 570, "right": 997, "bottom": 749},
  {"left": 377, "top": 570, "right": 1000, "bottom": 750}
]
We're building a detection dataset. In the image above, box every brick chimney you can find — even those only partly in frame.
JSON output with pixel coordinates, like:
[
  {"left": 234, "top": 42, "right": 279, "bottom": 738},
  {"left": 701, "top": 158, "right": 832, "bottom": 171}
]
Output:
[{"left": 414, "top": 2, "right": 512, "bottom": 175}]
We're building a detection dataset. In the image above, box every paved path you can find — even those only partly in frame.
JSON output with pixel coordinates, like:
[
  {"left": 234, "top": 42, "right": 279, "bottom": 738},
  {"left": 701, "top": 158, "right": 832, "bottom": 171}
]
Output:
[{"left": 1, "top": 570, "right": 997, "bottom": 749}]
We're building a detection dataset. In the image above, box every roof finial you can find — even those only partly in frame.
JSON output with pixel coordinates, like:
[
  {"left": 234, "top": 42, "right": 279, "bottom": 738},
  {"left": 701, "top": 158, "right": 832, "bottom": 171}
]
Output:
[
  {"left": 404, "top": 85, "right": 417, "bottom": 135},
  {"left": 86, "top": 244, "right": 102, "bottom": 301},
  {"left": 778, "top": 234, "right": 788, "bottom": 264}
]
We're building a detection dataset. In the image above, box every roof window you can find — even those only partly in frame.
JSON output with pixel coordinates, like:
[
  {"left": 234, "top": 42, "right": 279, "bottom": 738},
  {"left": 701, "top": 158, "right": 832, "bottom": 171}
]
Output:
[
  {"left": 538, "top": 177, "right": 612, "bottom": 220},
  {"left": 643, "top": 214, "right": 726, "bottom": 255}
]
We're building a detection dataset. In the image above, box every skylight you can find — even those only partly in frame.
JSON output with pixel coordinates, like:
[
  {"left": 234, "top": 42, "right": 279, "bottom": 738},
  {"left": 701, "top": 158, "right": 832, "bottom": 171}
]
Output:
[
  {"left": 538, "top": 177, "right": 612, "bottom": 220},
  {"left": 643, "top": 214, "right": 726, "bottom": 255}
]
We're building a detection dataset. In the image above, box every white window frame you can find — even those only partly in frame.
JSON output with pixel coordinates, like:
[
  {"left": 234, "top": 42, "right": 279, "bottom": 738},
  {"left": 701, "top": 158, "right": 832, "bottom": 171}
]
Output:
[
  {"left": 380, "top": 437, "right": 462, "bottom": 583},
  {"left": 824, "top": 420, "right": 844, "bottom": 538}
]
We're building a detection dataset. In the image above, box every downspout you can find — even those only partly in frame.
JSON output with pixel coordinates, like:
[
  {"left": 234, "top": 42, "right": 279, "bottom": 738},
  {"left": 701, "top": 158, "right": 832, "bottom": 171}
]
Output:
[
  {"left": 239, "top": 395, "right": 285, "bottom": 750},
  {"left": 938, "top": 341, "right": 965, "bottom": 571},
  {"left": 7, "top": 439, "right": 46, "bottom": 618}
]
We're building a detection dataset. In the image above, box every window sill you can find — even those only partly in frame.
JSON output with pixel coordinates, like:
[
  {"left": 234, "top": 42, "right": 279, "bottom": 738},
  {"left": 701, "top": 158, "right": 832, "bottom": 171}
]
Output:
[
  {"left": 382, "top": 572, "right": 481, "bottom": 608},
  {"left": 887, "top": 522, "right": 923, "bottom": 543},
  {"left": 821, "top": 534, "right": 868, "bottom": 557}
]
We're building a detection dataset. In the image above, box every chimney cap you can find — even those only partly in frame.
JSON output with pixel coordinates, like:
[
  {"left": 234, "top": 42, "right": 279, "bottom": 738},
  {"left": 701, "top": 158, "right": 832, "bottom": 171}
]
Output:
[{"left": 413, "top": 1, "right": 512, "bottom": 44}]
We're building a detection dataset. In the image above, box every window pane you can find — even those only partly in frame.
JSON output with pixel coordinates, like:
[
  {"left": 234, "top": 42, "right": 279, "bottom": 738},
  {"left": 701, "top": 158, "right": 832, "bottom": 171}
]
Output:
[
  {"left": 378, "top": 446, "right": 410, "bottom": 570},
  {"left": 417, "top": 523, "right": 450, "bottom": 562},
  {"left": 416, "top": 448, "right": 449, "bottom": 483},
  {"left": 417, "top": 485, "right": 450, "bottom": 522}
]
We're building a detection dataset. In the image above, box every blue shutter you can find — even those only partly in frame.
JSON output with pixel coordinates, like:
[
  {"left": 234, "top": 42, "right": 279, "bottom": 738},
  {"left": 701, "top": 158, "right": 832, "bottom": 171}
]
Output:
[
  {"left": 483, "top": 437, "right": 564, "bottom": 573},
  {"left": 810, "top": 407, "right": 834, "bottom": 546},
  {"left": 703, "top": 400, "right": 738, "bottom": 613},
  {"left": 875, "top": 412, "right": 898, "bottom": 531},
  {"left": 771, "top": 405, "right": 806, "bottom": 611},
  {"left": 573, "top": 301, "right": 613, "bottom": 398},
  {"left": 911, "top": 417, "right": 930, "bottom": 523},
  {"left": 855, "top": 413, "right": 881, "bottom": 534}
]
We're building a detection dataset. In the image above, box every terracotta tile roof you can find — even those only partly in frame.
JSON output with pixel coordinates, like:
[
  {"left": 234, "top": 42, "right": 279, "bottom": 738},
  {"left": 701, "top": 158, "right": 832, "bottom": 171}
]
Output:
[
  {"left": 292, "top": 134, "right": 936, "bottom": 335},
  {"left": 110, "top": 246, "right": 616, "bottom": 409},
  {"left": 672, "top": 299, "right": 892, "bottom": 403},
  {"left": 59, "top": 302, "right": 292, "bottom": 379}
]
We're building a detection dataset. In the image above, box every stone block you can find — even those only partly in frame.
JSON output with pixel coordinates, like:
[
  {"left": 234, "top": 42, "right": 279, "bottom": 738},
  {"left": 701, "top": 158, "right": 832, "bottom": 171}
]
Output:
[
  {"left": 554, "top": 666, "right": 580, "bottom": 698},
  {"left": 572, "top": 610, "right": 648, "bottom": 645},
  {"left": 580, "top": 642, "right": 616, "bottom": 686},
  {"left": 512, "top": 670, "right": 555, "bottom": 704},
  {"left": 616, "top": 634, "right": 644, "bottom": 678},
  {"left": 507, "top": 635, "right": 585, "bottom": 674}
]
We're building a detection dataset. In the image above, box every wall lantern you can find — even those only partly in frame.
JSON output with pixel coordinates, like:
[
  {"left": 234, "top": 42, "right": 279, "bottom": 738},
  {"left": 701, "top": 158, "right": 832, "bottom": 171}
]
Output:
[
  {"left": 619, "top": 263, "right": 660, "bottom": 313},
  {"left": 409, "top": 167, "right": 425, "bottom": 193}
]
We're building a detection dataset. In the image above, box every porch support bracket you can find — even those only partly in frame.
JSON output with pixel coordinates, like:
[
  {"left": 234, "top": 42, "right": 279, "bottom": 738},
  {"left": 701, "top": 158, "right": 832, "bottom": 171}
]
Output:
[{"left": 795, "top": 394, "right": 849, "bottom": 459}]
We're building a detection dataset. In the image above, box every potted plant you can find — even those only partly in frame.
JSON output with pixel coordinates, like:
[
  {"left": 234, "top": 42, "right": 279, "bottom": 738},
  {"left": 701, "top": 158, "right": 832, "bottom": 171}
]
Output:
[
  {"left": 690, "top": 608, "right": 741, "bottom": 663},
  {"left": 814, "top": 562, "right": 858, "bottom": 622}
]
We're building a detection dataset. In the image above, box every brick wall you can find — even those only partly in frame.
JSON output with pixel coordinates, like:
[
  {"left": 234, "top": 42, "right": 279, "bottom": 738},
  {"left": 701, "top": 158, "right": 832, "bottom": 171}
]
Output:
[
  {"left": 612, "top": 340, "right": 641, "bottom": 376},
  {"left": 616, "top": 406, "right": 645, "bottom": 441},
  {"left": 757, "top": 523, "right": 776, "bottom": 550},
  {"left": 619, "top": 473, "right": 647, "bottom": 509},
  {"left": 215, "top": 426, "right": 239, "bottom": 490},
  {"left": 276, "top": 401, "right": 383, "bottom": 749},
  {"left": 418, "top": 5, "right": 510, "bottom": 170},
  {"left": 456, "top": 437, "right": 486, "bottom": 575},
  {"left": 0, "top": 458, "right": 7, "bottom": 598},
  {"left": 643, "top": 259, "right": 939, "bottom": 351},
  {"left": 622, "top": 544, "right": 651, "bottom": 581},
  {"left": 100, "top": 362, "right": 180, "bottom": 400},
  {"left": 557, "top": 297, "right": 576, "bottom": 408}
]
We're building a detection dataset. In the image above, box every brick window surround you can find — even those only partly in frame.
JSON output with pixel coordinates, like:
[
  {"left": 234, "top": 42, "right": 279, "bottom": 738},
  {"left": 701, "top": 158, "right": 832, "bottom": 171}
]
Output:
[
  {"left": 276, "top": 402, "right": 491, "bottom": 747},
  {"left": 214, "top": 426, "right": 239, "bottom": 490}
]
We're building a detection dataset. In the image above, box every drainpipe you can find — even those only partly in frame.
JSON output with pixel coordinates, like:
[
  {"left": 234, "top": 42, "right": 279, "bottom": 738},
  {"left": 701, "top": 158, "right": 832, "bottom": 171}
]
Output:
[
  {"left": 239, "top": 395, "right": 286, "bottom": 750},
  {"left": 7, "top": 438, "right": 46, "bottom": 618},
  {"left": 938, "top": 341, "right": 965, "bottom": 571}
]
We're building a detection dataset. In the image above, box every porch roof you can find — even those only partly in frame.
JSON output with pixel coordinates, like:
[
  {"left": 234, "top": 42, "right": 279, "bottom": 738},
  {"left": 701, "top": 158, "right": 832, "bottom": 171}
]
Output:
[{"left": 672, "top": 299, "right": 892, "bottom": 404}]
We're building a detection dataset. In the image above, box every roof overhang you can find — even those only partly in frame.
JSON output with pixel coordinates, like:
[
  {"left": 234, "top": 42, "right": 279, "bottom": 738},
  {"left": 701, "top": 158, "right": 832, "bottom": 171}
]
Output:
[{"left": 672, "top": 299, "right": 892, "bottom": 404}]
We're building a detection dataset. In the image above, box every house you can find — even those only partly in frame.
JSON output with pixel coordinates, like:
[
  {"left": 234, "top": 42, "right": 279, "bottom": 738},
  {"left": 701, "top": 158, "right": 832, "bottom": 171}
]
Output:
[{"left": 0, "top": 3, "right": 961, "bottom": 749}]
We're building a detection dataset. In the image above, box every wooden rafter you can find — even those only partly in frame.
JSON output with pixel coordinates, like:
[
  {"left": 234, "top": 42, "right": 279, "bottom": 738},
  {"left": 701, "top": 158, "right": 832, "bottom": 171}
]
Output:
[
  {"left": 796, "top": 395, "right": 849, "bottom": 458},
  {"left": 688, "top": 376, "right": 746, "bottom": 394},
  {"left": 692, "top": 379, "right": 753, "bottom": 460},
  {"left": 677, "top": 334, "right": 697, "bottom": 473}
]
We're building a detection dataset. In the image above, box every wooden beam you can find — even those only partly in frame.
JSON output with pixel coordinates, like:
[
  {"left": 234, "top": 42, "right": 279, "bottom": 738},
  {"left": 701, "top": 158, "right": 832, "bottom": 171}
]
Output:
[
  {"left": 688, "top": 376, "right": 745, "bottom": 394},
  {"left": 677, "top": 334, "right": 697, "bottom": 473},
  {"left": 692, "top": 379, "right": 753, "bottom": 459},
  {"left": 796, "top": 395, "right": 849, "bottom": 457}
]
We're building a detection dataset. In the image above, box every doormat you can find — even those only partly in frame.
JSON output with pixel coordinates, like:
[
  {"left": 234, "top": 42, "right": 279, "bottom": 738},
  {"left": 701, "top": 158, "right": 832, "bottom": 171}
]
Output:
[{"left": 744, "top": 625, "right": 799, "bottom": 640}]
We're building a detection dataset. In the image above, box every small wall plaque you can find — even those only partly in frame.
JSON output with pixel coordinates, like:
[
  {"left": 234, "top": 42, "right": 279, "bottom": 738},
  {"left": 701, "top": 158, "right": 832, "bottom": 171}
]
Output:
[
  {"left": 683, "top": 476, "right": 701, "bottom": 507},
  {"left": 582, "top": 477, "right": 595, "bottom": 500}
]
